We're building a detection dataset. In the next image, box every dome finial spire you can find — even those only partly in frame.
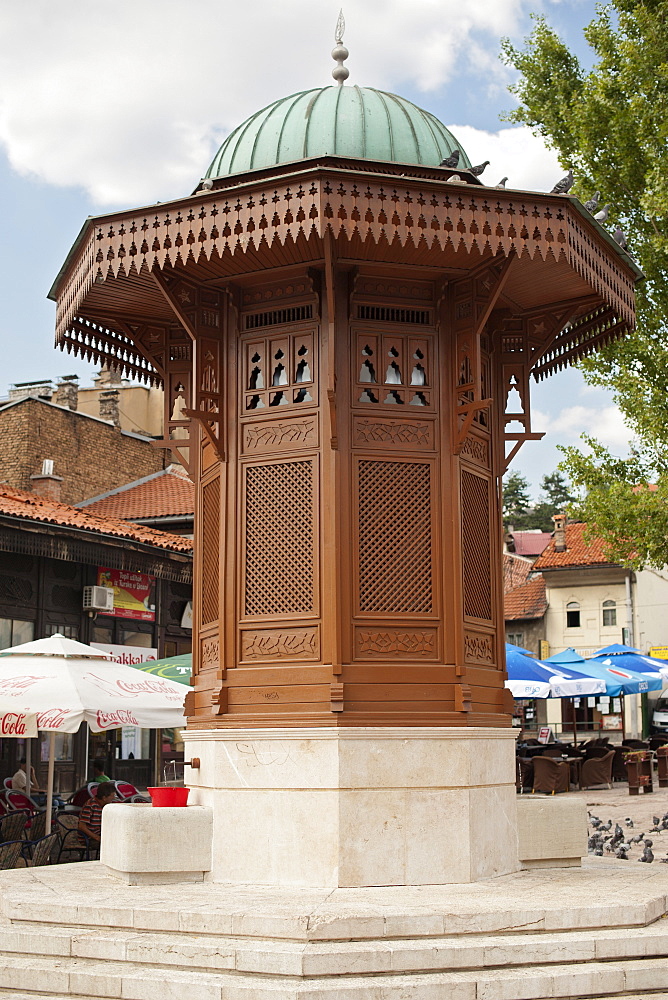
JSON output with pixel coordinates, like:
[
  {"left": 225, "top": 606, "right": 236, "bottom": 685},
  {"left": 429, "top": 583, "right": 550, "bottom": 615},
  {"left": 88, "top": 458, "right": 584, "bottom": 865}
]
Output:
[{"left": 331, "top": 10, "right": 349, "bottom": 86}]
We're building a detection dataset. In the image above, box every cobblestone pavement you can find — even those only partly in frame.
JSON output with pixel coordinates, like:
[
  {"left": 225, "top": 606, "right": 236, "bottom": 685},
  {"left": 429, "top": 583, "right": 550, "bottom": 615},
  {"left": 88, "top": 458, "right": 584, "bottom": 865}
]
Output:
[{"left": 529, "top": 782, "right": 668, "bottom": 863}]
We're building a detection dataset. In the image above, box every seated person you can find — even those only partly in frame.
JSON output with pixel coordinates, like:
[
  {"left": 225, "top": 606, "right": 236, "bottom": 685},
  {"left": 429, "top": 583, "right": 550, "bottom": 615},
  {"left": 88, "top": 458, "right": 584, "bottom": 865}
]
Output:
[
  {"left": 12, "top": 757, "right": 65, "bottom": 809},
  {"left": 78, "top": 781, "right": 117, "bottom": 847},
  {"left": 92, "top": 759, "right": 111, "bottom": 783}
]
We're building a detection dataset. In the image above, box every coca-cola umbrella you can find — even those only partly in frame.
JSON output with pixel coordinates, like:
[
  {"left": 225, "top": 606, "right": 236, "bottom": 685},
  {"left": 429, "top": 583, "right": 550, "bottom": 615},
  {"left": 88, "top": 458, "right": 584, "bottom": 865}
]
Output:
[{"left": 0, "top": 633, "right": 186, "bottom": 832}]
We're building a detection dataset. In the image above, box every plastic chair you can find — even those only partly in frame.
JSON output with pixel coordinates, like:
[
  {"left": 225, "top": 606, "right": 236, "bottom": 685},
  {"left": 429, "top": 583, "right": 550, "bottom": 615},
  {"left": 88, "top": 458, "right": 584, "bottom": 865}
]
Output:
[
  {"left": 0, "top": 840, "right": 25, "bottom": 870},
  {"left": 532, "top": 756, "right": 570, "bottom": 794},
  {"left": 23, "top": 832, "right": 59, "bottom": 867},
  {"left": 66, "top": 785, "right": 94, "bottom": 810},
  {"left": 114, "top": 781, "right": 149, "bottom": 803},
  {"left": 2, "top": 778, "right": 12, "bottom": 790},
  {"left": 86, "top": 782, "right": 100, "bottom": 798},
  {"left": 5, "top": 790, "right": 39, "bottom": 815},
  {"left": 0, "top": 811, "right": 29, "bottom": 845},
  {"left": 580, "top": 750, "right": 615, "bottom": 790}
]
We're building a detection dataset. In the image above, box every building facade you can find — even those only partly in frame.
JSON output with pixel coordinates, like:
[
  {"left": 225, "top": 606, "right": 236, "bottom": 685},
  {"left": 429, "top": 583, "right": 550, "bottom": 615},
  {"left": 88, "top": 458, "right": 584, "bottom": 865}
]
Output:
[{"left": 0, "top": 484, "right": 192, "bottom": 791}]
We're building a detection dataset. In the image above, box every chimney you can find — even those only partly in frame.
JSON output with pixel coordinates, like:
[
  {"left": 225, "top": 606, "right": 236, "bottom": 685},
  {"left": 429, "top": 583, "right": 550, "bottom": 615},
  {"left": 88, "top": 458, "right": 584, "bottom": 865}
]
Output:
[
  {"left": 98, "top": 365, "right": 123, "bottom": 387},
  {"left": 54, "top": 376, "right": 79, "bottom": 411},
  {"left": 30, "top": 459, "right": 63, "bottom": 503},
  {"left": 99, "top": 388, "right": 120, "bottom": 427},
  {"left": 552, "top": 512, "right": 567, "bottom": 552}
]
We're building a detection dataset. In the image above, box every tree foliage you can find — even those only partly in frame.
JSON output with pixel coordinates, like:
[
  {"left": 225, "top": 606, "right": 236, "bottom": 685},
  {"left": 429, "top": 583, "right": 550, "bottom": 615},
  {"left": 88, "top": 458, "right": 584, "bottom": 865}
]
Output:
[
  {"left": 503, "top": 470, "right": 575, "bottom": 531},
  {"left": 502, "top": 1, "right": 668, "bottom": 567}
]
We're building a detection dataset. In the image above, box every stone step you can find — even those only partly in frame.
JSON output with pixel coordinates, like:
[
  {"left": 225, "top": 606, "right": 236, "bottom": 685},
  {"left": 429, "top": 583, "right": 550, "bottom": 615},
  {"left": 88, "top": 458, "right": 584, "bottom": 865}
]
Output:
[
  {"left": 0, "top": 948, "right": 666, "bottom": 1000},
  {"left": 2, "top": 919, "right": 668, "bottom": 976}
]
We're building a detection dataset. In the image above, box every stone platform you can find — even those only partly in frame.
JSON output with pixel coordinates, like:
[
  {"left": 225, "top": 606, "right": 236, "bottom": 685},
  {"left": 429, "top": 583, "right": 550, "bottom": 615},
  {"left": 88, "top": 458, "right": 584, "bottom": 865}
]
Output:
[{"left": 0, "top": 860, "right": 668, "bottom": 999}]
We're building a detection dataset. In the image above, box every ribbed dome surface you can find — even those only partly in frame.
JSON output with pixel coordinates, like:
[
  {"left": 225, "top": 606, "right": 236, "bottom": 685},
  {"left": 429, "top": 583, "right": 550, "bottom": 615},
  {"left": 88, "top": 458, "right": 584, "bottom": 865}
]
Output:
[{"left": 206, "top": 86, "right": 470, "bottom": 178}]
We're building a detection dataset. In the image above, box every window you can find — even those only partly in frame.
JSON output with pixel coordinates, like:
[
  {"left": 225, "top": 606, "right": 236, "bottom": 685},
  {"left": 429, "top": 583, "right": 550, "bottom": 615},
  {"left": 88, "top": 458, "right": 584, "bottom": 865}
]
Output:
[
  {"left": 46, "top": 624, "right": 78, "bottom": 639},
  {"left": 0, "top": 618, "right": 34, "bottom": 650},
  {"left": 602, "top": 600, "right": 617, "bottom": 627},
  {"left": 566, "top": 602, "right": 581, "bottom": 628},
  {"left": 507, "top": 632, "right": 524, "bottom": 646}
]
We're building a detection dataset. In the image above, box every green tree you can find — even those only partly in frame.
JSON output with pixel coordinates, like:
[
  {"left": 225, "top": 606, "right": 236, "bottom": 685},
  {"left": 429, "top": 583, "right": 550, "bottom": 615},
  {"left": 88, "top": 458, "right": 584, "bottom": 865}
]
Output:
[
  {"left": 519, "top": 471, "right": 577, "bottom": 532},
  {"left": 502, "top": 471, "right": 532, "bottom": 525},
  {"left": 502, "top": 1, "right": 668, "bottom": 567}
]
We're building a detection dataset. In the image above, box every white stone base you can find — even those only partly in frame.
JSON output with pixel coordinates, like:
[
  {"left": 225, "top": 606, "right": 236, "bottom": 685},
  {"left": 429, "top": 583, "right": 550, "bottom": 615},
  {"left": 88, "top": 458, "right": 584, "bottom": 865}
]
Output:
[
  {"left": 517, "top": 796, "right": 587, "bottom": 869},
  {"left": 0, "top": 860, "right": 667, "bottom": 1000},
  {"left": 100, "top": 803, "right": 212, "bottom": 884},
  {"left": 183, "top": 727, "right": 519, "bottom": 887}
]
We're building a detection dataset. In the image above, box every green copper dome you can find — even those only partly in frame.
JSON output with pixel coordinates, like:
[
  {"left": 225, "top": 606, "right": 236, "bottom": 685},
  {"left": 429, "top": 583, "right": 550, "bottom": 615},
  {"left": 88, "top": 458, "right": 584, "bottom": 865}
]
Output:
[{"left": 206, "top": 86, "right": 471, "bottom": 179}]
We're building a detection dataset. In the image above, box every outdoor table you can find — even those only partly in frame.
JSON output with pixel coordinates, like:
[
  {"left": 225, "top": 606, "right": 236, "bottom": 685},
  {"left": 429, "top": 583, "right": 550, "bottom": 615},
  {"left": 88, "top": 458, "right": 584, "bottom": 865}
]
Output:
[{"left": 656, "top": 747, "right": 668, "bottom": 788}]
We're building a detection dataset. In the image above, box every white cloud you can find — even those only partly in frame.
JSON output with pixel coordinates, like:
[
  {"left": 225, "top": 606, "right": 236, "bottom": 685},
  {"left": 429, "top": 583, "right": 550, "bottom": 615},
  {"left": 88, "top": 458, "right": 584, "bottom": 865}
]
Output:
[
  {"left": 446, "top": 124, "right": 562, "bottom": 192},
  {"left": 0, "top": 0, "right": 535, "bottom": 206},
  {"left": 535, "top": 404, "right": 634, "bottom": 453}
]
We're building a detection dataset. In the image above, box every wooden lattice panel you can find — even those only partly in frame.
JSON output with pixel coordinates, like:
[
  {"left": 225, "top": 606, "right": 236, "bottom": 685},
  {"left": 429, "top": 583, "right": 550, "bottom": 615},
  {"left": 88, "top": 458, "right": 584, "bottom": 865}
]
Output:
[
  {"left": 357, "top": 460, "right": 432, "bottom": 614},
  {"left": 201, "top": 478, "right": 220, "bottom": 626},
  {"left": 244, "top": 460, "right": 315, "bottom": 617},
  {"left": 460, "top": 469, "right": 493, "bottom": 622}
]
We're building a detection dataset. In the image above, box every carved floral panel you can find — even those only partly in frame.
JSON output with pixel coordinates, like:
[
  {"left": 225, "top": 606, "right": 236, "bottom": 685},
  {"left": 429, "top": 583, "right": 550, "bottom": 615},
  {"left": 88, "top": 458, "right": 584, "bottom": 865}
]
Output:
[
  {"left": 240, "top": 626, "right": 320, "bottom": 662},
  {"left": 354, "top": 627, "right": 438, "bottom": 660}
]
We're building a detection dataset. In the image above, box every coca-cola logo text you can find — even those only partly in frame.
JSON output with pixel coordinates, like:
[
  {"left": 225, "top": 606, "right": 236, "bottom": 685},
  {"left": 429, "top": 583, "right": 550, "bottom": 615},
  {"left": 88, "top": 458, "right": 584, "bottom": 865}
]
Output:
[
  {"left": 84, "top": 672, "right": 176, "bottom": 699},
  {"left": 96, "top": 709, "right": 140, "bottom": 728},
  {"left": 0, "top": 713, "right": 28, "bottom": 736},
  {"left": 36, "top": 710, "right": 68, "bottom": 730},
  {"left": 0, "top": 676, "right": 43, "bottom": 695}
]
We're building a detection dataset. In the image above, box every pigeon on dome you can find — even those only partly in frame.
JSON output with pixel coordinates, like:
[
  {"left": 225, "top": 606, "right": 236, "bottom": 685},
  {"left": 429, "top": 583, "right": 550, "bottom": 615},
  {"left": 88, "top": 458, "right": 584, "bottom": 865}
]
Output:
[
  {"left": 440, "top": 149, "right": 460, "bottom": 169},
  {"left": 551, "top": 169, "right": 574, "bottom": 194},
  {"left": 594, "top": 204, "right": 610, "bottom": 222},
  {"left": 496, "top": 177, "right": 508, "bottom": 188},
  {"left": 469, "top": 160, "right": 490, "bottom": 176},
  {"left": 614, "top": 226, "right": 629, "bottom": 250},
  {"left": 583, "top": 191, "right": 600, "bottom": 212}
]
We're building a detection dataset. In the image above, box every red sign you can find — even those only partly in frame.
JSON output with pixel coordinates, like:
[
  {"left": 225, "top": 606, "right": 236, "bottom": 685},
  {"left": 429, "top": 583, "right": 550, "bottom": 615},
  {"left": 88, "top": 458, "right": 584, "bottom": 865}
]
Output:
[{"left": 96, "top": 568, "right": 156, "bottom": 621}]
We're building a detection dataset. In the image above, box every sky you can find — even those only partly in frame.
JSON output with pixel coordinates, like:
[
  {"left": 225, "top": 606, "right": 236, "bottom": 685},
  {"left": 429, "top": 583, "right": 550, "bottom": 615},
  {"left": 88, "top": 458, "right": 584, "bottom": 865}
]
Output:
[{"left": 0, "top": 0, "right": 632, "bottom": 494}]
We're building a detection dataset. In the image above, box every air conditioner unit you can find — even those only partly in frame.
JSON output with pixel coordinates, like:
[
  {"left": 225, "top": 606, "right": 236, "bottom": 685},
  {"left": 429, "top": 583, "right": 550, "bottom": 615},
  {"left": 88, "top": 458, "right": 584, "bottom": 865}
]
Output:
[{"left": 82, "top": 586, "right": 114, "bottom": 612}]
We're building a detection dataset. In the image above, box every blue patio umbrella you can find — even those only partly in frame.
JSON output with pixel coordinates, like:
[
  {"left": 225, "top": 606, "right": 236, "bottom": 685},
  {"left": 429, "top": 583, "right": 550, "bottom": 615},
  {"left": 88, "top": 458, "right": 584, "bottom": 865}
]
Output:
[
  {"left": 590, "top": 645, "right": 668, "bottom": 682},
  {"left": 505, "top": 644, "right": 605, "bottom": 700},
  {"left": 545, "top": 648, "right": 586, "bottom": 665},
  {"left": 571, "top": 660, "right": 662, "bottom": 697}
]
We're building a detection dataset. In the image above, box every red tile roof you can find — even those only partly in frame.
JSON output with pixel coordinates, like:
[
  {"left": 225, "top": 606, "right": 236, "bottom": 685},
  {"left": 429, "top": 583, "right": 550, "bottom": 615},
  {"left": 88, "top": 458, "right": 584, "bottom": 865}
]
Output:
[
  {"left": 78, "top": 465, "right": 194, "bottom": 521},
  {"left": 504, "top": 576, "right": 547, "bottom": 621},
  {"left": 0, "top": 485, "right": 192, "bottom": 553},
  {"left": 503, "top": 553, "right": 532, "bottom": 592},
  {"left": 533, "top": 522, "right": 611, "bottom": 570},
  {"left": 511, "top": 531, "right": 552, "bottom": 557}
]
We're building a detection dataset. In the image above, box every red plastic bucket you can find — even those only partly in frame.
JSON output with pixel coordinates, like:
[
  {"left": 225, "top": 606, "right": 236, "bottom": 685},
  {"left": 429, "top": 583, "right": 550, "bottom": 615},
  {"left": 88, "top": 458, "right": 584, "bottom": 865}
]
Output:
[{"left": 147, "top": 786, "right": 190, "bottom": 807}]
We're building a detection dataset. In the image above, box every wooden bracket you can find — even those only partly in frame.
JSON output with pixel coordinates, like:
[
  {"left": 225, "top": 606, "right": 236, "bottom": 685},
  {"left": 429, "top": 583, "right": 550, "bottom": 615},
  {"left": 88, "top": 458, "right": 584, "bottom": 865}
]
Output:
[
  {"left": 330, "top": 682, "right": 344, "bottom": 713},
  {"left": 183, "top": 408, "right": 226, "bottom": 462}
]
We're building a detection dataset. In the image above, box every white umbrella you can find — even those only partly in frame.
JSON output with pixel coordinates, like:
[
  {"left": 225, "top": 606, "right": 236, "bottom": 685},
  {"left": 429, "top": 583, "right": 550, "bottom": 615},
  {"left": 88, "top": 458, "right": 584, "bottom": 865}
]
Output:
[{"left": 0, "top": 633, "right": 186, "bottom": 832}]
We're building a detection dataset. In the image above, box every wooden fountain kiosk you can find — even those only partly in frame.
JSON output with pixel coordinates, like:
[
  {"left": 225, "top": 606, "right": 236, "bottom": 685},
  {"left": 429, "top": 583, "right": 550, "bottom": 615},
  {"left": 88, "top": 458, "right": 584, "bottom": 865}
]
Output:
[{"left": 52, "top": 48, "right": 638, "bottom": 887}]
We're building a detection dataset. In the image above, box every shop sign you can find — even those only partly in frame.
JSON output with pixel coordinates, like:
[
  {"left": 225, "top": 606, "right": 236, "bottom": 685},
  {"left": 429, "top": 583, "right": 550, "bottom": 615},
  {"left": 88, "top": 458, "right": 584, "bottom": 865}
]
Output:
[
  {"left": 95, "top": 568, "right": 156, "bottom": 621},
  {"left": 537, "top": 726, "right": 552, "bottom": 744},
  {"left": 91, "top": 643, "right": 157, "bottom": 666},
  {"left": 650, "top": 646, "right": 668, "bottom": 660}
]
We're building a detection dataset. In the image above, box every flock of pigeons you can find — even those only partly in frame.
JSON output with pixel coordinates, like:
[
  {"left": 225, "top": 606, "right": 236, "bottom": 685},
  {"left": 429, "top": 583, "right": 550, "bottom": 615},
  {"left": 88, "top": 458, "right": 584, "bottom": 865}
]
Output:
[
  {"left": 588, "top": 812, "right": 668, "bottom": 863},
  {"left": 438, "top": 152, "right": 629, "bottom": 253}
]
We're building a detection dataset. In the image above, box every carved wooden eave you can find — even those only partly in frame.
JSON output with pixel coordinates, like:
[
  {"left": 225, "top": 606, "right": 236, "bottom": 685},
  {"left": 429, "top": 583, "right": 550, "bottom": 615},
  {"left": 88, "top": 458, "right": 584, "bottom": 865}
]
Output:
[{"left": 51, "top": 160, "right": 640, "bottom": 388}]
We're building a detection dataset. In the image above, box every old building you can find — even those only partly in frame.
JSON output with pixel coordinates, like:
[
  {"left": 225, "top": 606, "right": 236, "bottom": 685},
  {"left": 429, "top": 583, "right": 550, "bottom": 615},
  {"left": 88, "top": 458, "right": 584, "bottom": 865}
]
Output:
[
  {"left": 0, "top": 393, "right": 169, "bottom": 504},
  {"left": 503, "top": 552, "right": 547, "bottom": 654},
  {"left": 77, "top": 464, "right": 194, "bottom": 537},
  {"left": 0, "top": 484, "right": 192, "bottom": 791}
]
